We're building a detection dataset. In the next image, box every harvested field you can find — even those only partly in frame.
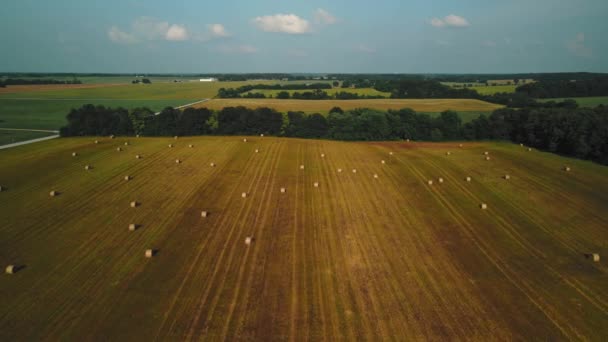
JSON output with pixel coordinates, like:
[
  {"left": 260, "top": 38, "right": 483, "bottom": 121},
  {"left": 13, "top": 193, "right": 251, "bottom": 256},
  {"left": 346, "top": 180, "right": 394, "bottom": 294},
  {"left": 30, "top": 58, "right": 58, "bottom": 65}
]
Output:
[{"left": 0, "top": 137, "right": 607, "bottom": 340}]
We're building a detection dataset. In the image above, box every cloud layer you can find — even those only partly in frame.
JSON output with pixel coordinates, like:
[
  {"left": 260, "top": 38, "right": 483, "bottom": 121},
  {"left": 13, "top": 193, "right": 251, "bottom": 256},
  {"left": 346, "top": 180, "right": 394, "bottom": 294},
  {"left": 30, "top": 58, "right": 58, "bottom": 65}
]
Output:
[
  {"left": 252, "top": 14, "right": 311, "bottom": 34},
  {"left": 314, "top": 8, "right": 337, "bottom": 25},
  {"left": 208, "top": 24, "right": 230, "bottom": 38},
  {"left": 430, "top": 14, "right": 470, "bottom": 28},
  {"left": 567, "top": 33, "right": 592, "bottom": 57}
]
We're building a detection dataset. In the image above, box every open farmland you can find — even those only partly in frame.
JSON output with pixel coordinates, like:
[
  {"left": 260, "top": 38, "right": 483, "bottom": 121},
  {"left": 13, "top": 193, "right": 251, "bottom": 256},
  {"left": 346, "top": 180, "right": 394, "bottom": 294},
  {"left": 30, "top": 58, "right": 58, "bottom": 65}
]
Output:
[
  {"left": 197, "top": 98, "right": 503, "bottom": 114},
  {"left": 0, "top": 136, "right": 607, "bottom": 340},
  {"left": 242, "top": 88, "right": 391, "bottom": 98}
]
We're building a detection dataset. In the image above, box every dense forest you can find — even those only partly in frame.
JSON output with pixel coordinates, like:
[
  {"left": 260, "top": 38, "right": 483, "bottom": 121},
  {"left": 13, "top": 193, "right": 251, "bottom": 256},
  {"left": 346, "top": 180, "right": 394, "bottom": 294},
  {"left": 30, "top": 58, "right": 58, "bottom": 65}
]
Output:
[
  {"left": 60, "top": 102, "right": 608, "bottom": 165},
  {"left": 514, "top": 78, "right": 608, "bottom": 98}
]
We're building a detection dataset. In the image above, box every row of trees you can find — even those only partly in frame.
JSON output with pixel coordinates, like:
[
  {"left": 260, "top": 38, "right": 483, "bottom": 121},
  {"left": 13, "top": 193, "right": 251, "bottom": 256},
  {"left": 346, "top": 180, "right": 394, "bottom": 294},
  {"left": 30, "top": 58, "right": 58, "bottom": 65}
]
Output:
[
  {"left": 217, "top": 83, "right": 332, "bottom": 98},
  {"left": 0, "top": 78, "right": 82, "bottom": 87},
  {"left": 515, "top": 78, "right": 608, "bottom": 98}
]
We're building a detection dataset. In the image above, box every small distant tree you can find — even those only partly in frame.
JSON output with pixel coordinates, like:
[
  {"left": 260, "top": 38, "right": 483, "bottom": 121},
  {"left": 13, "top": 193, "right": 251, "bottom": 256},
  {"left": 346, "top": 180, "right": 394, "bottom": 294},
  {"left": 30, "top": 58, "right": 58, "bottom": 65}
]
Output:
[
  {"left": 142, "top": 78, "right": 151, "bottom": 84},
  {"left": 332, "top": 81, "right": 339, "bottom": 87},
  {"left": 276, "top": 91, "right": 290, "bottom": 99}
]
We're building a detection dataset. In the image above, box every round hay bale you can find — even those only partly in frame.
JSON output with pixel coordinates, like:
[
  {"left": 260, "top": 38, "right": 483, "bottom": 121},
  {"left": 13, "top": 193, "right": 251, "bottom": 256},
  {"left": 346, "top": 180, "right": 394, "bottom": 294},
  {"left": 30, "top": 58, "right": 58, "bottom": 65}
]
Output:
[
  {"left": 110, "top": 135, "right": 115, "bottom": 139},
  {"left": 260, "top": 134, "right": 264, "bottom": 137},
  {"left": 321, "top": 153, "right": 325, "bottom": 158},
  {"left": 406, "top": 139, "right": 410, "bottom": 142},
  {"left": 352, "top": 169, "right": 357, "bottom": 173},
  {"left": 136, "top": 134, "right": 140, "bottom": 138},
  {"left": 427, "top": 180, "right": 433, "bottom": 185},
  {"left": 174, "top": 136, "right": 178, "bottom": 140},
  {"left": 94, "top": 140, "right": 99, "bottom": 144},
  {"left": 520, "top": 143, "right": 524, "bottom": 147},
  {"left": 210, "top": 162, "right": 216, "bottom": 167},
  {"left": 255, "top": 149, "right": 259, "bottom": 153},
  {"left": 280, "top": 187, "right": 286, "bottom": 193},
  {"left": 504, "top": 174, "right": 510, "bottom": 180},
  {"left": 459, "top": 144, "right": 463, "bottom": 148},
  {"left": 145, "top": 249, "right": 154, "bottom": 258},
  {"left": 466, "top": 176, "right": 472, "bottom": 182},
  {"left": 300, "top": 165, "right": 304, "bottom": 170},
  {"left": 124, "top": 142, "right": 129, "bottom": 146},
  {"left": 124, "top": 175, "right": 131, "bottom": 181},
  {"left": 480, "top": 203, "right": 487, "bottom": 210},
  {"left": 135, "top": 155, "right": 141, "bottom": 159},
  {"left": 84, "top": 165, "right": 91, "bottom": 170},
  {"left": 527, "top": 148, "right": 532, "bottom": 152},
  {"left": 381, "top": 160, "right": 385, "bottom": 164},
  {"left": 446, "top": 152, "right": 451, "bottom": 156},
  {"left": 373, "top": 174, "right": 378, "bottom": 179},
  {"left": 592, "top": 253, "right": 600, "bottom": 262},
  {"left": 168, "top": 144, "right": 173, "bottom": 148},
  {"left": 314, "top": 182, "right": 319, "bottom": 188},
  {"left": 438, "top": 177, "right": 444, "bottom": 183},
  {"left": 129, "top": 223, "right": 137, "bottom": 231},
  {"left": 201, "top": 211, "right": 208, "bottom": 218},
  {"left": 564, "top": 166, "right": 571, "bottom": 172},
  {"left": 49, "top": 190, "right": 57, "bottom": 197},
  {"left": 241, "top": 192, "right": 247, "bottom": 198},
  {"left": 389, "top": 152, "right": 394, "bottom": 156},
  {"left": 483, "top": 151, "right": 489, "bottom": 156},
  {"left": 245, "top": 236, "right": 253, "bottom": 245},
  {"left": 116, "top": 147, "right": 122, "bottom": 152},
  {"left": 130, "top": 201, "right": 138, "bottom": 208},
  {"left": 175, "top": 159, "right": 181, "bottom": 164},
  {"left": 5, "top": 265, "right": 15, "bottom": 274},
  {"left": 243, "top": 138, "right": 247, "bottom": 142},
  {"left": 485, "top": 156, "right": 491, "bottom": 161},
  {"left": 337, "top": 168, "right": 342, "bottom": 173},
  {"left": 72, "top": 152, "right": 78, "bottom": 157},
  {"left": 188, "top": 144, "right": 193, "bottom": 148}
]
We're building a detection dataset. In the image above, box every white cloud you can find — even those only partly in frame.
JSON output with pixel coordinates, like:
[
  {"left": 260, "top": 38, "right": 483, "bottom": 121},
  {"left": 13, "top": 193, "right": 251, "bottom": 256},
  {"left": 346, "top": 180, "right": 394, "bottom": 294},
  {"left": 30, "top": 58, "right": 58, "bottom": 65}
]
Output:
[
  {"left": 108, "top": 17, "right": 190, "bottom": 43},
  {"left": 355, "top": 44, "right": 375, "bottom": 53},
  {"left": 252, "top": 14, "right": 311, "bottom": 34},
  {"left": 208, "top": 24, "right": 230, "bottom": 37},
  {"left": 315, "top": 8, "right": 337, "bottom": 25},
  {"left": 430, "top": 14, "right": 470, "bottom": 28},
  {"left": 217, "top": 44, "right": 258, "bottom": 54},
  {"left": 566, "top": 33, "right": 592, "bottom": 57},
  {"left": 107, "top": 26, "right": 137, "bottom": 44},
  {"left": 166, "top": 24, "right": 189, "bottom": 41}
]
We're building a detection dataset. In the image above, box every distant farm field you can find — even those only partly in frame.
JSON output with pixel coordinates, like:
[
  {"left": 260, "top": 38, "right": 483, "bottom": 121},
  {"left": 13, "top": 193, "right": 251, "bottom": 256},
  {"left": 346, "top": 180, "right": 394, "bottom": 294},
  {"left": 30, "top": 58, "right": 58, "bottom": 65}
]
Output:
[
  {"left": 442, "top": 82, "right": 517, "bottom": 95},
  {"left": 0, "top": 136, "right": 606, "bottom": 340},
  {"left": 0, "top": 129, "right": 55, "bottom": 145},
  {"left": 197, "top": 98, "right": 503, "bottom": 115},
  {"left": 243, "top": 88, "right": 390, "bottom": 98},
  {"left": 540, "top": 96, "right": 608, "bottom": 107}
]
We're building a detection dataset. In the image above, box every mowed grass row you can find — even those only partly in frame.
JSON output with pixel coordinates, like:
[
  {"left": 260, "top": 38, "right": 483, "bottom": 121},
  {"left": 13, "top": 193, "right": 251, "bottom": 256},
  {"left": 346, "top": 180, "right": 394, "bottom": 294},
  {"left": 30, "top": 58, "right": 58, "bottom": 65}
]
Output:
[
  {"left": 197, "top": 98, "right": 503, "bottom": 116},
  {"left": 0, "top": 137, "right": 607, "bottom": 340}
]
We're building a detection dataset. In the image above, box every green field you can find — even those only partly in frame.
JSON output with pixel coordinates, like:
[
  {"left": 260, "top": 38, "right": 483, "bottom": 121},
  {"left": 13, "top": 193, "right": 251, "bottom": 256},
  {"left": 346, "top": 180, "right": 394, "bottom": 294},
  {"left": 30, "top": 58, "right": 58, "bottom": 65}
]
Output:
[
  {"left": 0, "top": 129, "right": 56, "bottom": 145},
  {"left": 1, "top": 136, "right": 606, "bottom": 340},
  {"left": 540, "top": 96, "right": 608, "bottom": 107},
  {"left": 442, "top": 82, "right": 517, "bottom": 95}
]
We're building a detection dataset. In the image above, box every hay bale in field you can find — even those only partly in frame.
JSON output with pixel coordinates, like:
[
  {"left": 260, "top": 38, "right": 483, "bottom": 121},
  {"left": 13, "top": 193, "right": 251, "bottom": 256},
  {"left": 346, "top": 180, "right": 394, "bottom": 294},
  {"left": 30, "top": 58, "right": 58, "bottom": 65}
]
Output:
[
  {"left": 260, "top": 134, "right": 264, "bottom": 137},
  {"left": 438, "top": 177, "right": 444, "bottom": 183},
  {"left": 459, "top": 144, "right": 463, "bottom": 148},
  {"left": 300, "top": 165, "right": 305, "bottom": 170},
  {"left": 168, "top": 144, "right": 173, "bottom": 148},
  {"left": 466, "top": 176, "right": 472, "bottom": 182},
  {"left": 564, "top": 166, "right": 571, "bottom": 172},
  {"left": 593, "top": 253, "right": 600, "bottom": 262},
  {"left": 135, "top": 155, "right": 141, "bottom": 159},
  {"left": 352, "top": 169, "right": 357, "bottom": 173},
  {"left": 241, "top": 192, "right": 247, "bottom": 198},
  {"left": 175, "top": 159, "right": 181, "bottom": 164},
  {"left": 49, "top": 190, "right": 57, "bottom": 197},
  {"left": 84, "top": 165, "right": 91, "bottom": 170},
  {"left": 124, "top": 175, "right": 131, "bottom": 181},
  {"left": 110, "top": 135, "right": 115, "bottom": 139},
  {"left": 94, "top": 140, "right": 99, "bottom": 144},
  {"left": 124, "top": 142, "right": 129, "bottom": 146},
  {"left": 116, "top": 147, "right": 122, "bottom": 152},
  {"left": 504, "top": 174, "right": 510, "bottom": 180},
  {"left": 174, "top": 136, "right": 178, "bottom": 140},
  {"left": 527, "top": 148, "right": 532, "bottom": 152},
  {"left": 483, "top": 151, "right": 489, "bottom": 155},
  {"left": 243, "top": 138, "right": 247, "bottom": 142},
  {"left": 136, "top": 134, "right": 140, "bottom": 138},
  {"left": 381, "top": 160, "right": 385, "bottom": 164},
  {"left": 446, "top": 152, "right": 451, "bottom": 156},
  {"left": 280, "top": 187, "right": 286, "bottom": 193},
  {"left": 374, "top": 174, "right": 379, "bottom": 179},
  {"left": 321, "top": 153, "right": 325, "bottom": 158},
  {"left": 72, "top": 152, "right": 77, "bottom": 157},
  {"left": 314, "top": 182, "right": 319, "bottom": 188},
  {"left": 129, "top": 223, "right": 137, "bottom": 231},
  {"left": 210, "top": 162, "right": 216, "bottom": 167},
  {"left": 201, "top": 211, "right": 208, "bottom": 218},
  {"left": 145, "top": 249, "right": 154, "bottom": 258},
  {"left": 245, "top": 236, "right": 253, "bottom": 245},
  {"left": 480, "top": 203, "right": 487, "bottom": 210},
  {"left": 406, "top": 139, "right": 410, "bottom": 142},
  {"left": 130, "top": 201, "right": 138, "bottom": 208},
  {"left": 389, "top": 152, "right": 394, "bottom": 156},
  {"left": 520, "top": 143, "right": 524, "bottom": 147},
  {"left": 189, "top": 144, "right": 194, "bottom": 148},
  {"left": 255, "top": 149, "right": 259, "bottom": 153},
  {"left": 337, "top": 168, "right": 343, "bottom": 173},
  {"left": 5, "top": 265, "right": 16, "bottom": 274},
  {"left": 427, "top": 180, "right": 433, "bottom": 185},
  {"left": 485, "top": 156, "right": 491, "bottom": 161}
]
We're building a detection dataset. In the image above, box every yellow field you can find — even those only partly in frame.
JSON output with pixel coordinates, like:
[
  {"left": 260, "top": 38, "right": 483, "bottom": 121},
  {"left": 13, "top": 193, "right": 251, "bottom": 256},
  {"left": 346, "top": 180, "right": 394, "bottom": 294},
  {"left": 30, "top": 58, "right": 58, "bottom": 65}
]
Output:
[
  {"left": 197, "top": 98, "right": 503, "bottom": 113},
  {"left": 0, "top": 136, "right": 607, "bottom": 340}
]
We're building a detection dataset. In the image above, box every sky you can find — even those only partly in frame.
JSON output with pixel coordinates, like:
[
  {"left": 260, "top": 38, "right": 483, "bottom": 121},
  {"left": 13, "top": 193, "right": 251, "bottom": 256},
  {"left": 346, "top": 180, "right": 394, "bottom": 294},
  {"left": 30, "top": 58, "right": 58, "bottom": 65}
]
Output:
[{"left": 1, "top": 0, "right": 607, "bottom": 73}]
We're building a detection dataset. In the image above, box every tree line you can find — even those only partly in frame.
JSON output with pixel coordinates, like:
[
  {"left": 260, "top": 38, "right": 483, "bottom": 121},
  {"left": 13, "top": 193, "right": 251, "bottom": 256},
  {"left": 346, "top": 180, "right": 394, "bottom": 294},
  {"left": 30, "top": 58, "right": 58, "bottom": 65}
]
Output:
[
  {"left": 514, "top": 78, "right": 608, "bottom": 98},
  {"left": 0, "top": 78, "right": 82, "bottom": 87}
]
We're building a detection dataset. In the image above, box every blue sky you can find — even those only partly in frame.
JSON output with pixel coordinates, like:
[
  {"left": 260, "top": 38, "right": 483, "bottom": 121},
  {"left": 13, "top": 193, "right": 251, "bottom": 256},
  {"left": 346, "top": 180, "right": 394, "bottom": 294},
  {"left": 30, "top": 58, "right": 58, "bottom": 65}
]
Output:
[{"left": 1, "top": 0, "right": 607, "bottom": 73}]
